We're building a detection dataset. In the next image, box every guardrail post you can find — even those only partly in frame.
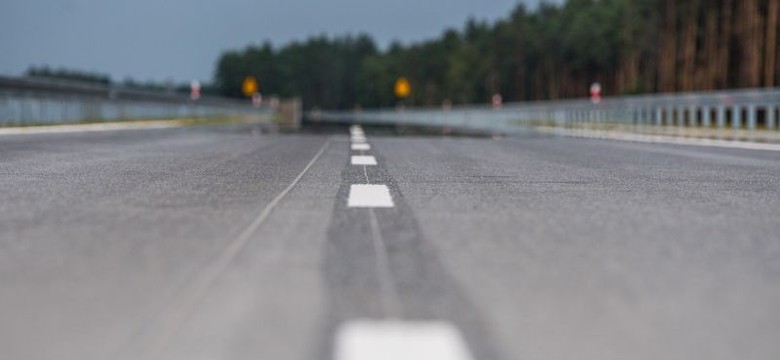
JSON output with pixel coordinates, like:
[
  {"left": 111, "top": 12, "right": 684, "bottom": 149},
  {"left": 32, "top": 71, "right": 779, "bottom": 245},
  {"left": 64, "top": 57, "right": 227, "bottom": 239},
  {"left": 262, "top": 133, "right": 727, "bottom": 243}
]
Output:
[
  {"left": 688, "top": 106, "right": 696, "bottom": 127},
  {"left": 717, "top": 105, "right": 726, "bottom": 128},
  {"left": 646, "top": 107, "right": 654, "bottom": 126},
  {"left": 702, "top": 106, "right": 711, "bottom": 127},
  {"left": 747, "top": 104, "right": 756, "bottom": 130},
  {"left": 664, "top": 107, "right": 671, "bottom": 126},
  {"left": 732, "top": 105, "right": 742, "bottom": 129},
  {"left": 767, "top": 106, "right": 777, "bottom": 129},
  {"left": 656, "top": 107, "right": 663, "bottom": 126}
]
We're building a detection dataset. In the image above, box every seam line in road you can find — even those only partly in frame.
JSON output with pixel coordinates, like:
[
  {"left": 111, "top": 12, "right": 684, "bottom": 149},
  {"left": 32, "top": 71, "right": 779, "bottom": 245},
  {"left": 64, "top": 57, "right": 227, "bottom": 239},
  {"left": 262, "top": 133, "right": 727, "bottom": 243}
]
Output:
[
  {"left": 145, "top": 138, "right": 332, "bottom": 359},
  {"left": 368, "top": 207, "right": 404, "bottom": 317},
  {"left": 349, "top": 126, "right": 401, "bottom": 314}
]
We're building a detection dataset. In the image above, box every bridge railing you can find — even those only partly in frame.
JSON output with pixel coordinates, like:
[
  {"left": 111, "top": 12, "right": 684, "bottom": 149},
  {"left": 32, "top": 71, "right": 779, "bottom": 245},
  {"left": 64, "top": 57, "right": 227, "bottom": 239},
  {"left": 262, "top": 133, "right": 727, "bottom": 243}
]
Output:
[
  {"left": 0, "top": 76, "right": 272, "bottom": 126},
  {"left": 313, "top": 88, "right": 780, "bottom": 134}
]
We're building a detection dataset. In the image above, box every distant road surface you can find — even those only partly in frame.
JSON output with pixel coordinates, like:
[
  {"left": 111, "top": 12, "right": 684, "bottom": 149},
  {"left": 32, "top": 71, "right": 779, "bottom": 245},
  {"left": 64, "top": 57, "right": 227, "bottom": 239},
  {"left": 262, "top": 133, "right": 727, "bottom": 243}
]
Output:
[{"left": 1, "top": 123, "right": 778, "bottom": 360}]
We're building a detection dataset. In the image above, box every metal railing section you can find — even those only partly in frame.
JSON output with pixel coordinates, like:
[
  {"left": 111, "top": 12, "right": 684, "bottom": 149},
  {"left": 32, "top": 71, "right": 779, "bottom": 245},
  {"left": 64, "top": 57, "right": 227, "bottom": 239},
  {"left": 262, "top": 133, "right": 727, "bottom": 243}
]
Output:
[
  {"left": 314, "top": 88, "right": 780, "bottom": 134},
  {"left": 0, "top": 76, "right": 270, "bottom": 126}
]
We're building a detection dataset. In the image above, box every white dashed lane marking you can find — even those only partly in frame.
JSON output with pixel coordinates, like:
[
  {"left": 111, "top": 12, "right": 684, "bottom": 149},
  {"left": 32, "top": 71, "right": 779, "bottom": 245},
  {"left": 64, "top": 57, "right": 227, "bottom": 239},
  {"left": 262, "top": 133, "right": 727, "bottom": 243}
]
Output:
[
  {"left": 351, "top": 155, "right": 377, "bottom": 166},
  {"left": 340, "top": 126, "right": 474, "bottom": 358},
  {"left": 334, "top": 320, "right": 474, "bottom": 360},
  {"left": 348, "top": 184, "right": 394, "bottom": 208}
]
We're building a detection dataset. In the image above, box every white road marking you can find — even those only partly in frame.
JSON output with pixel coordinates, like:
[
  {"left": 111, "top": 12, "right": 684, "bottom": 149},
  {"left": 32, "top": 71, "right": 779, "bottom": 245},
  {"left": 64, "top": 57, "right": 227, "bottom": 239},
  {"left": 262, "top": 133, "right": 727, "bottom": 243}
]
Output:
[
  {"left": 351, "top": 136, "right": 368, "bottom": 143},
  {"left": 348, "top": 184, "right": 394, "bottom": 208},
  {"left": 334, "top": 320, "right": 474, "bottom": 360},
  {"left": 0, "top": 121, "right": 182, "bottom": 136},
  {"left": 538, "top": 127, "right": 780, "bottom": 152},
  {"left": 351, "top": 155, "right": 377, "bottom": 166},
  {"left": 352, "top": 143, "right": 371, "bottom": 151}
]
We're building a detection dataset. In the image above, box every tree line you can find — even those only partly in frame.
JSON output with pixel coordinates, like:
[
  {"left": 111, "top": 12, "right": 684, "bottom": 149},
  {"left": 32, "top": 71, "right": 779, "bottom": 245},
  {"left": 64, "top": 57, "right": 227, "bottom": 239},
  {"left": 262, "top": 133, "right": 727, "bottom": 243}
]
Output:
[
  {"left": 26, "top": 66, "right": 112, "bottom": 86},
  {"left": 24, "top": 66, "right": 220, "bottom": 96},
  {"left": 214, "top": 0, "right": 780, "bottom": 110}
]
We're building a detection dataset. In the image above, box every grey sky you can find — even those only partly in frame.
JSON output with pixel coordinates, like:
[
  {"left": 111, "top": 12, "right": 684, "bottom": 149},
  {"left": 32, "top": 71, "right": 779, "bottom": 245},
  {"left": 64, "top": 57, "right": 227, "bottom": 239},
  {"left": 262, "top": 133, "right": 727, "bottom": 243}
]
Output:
[{"left": 1, "top": 0, "right": 550, "bottom": 83}]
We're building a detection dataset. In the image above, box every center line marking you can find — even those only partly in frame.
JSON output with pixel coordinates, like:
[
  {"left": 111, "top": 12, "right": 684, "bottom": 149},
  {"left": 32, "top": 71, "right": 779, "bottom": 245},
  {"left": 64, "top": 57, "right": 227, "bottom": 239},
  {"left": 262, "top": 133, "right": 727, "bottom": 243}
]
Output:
[
  {"left": 351, "top": 143, "right": 371, "bottom": 151},
  {"left": 334, "top": 320, "right": 474, "bottom": 360},
  {"left": 351, "top": 155, "right": 377, "bottom": 166},
  {"left": 348, "top": 184, "right": 394, "bottom": 208}
]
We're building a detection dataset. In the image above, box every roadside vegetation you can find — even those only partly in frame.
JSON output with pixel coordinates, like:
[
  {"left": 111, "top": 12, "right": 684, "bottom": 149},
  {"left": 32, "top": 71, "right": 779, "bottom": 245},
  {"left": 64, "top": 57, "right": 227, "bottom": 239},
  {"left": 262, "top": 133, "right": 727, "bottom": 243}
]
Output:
[
  {"left": 28, "top": 0, "right": 778, "bottom": 110},
  {"left": 214, "top": 0, "right": 779, "bottom": 109}
]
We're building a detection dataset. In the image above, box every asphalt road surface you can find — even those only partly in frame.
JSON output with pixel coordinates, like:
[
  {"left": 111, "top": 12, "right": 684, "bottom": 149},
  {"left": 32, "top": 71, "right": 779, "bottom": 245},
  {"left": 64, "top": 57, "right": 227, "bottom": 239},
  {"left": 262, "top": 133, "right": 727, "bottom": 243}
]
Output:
[{"left": 1, "top": 123, "right": 778, "bottom": 360}]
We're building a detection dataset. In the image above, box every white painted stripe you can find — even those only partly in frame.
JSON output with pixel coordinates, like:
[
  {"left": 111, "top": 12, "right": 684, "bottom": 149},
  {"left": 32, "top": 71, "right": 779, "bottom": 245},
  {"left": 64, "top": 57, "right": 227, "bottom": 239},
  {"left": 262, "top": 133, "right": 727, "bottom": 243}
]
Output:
[
  {"left": 348, "top": 184, "right": 394, "bottom": 208},
  {"left": 351, "top": 143, "right": 371, "bottom": 151},
  {"left": 538, "top": 127, "right": 780, "bottom": 152},
  {"left": 351, "top": 155, "right": 377, "bottom": 166},
  {"left": 351, "top": 135, "right": 367, "bottom": 143},
  {"left": 335, "top": 320, "right": 474, "bottom": 360},
  {"left": 0, "top": 121, "right": 182, "bottom": 136}
]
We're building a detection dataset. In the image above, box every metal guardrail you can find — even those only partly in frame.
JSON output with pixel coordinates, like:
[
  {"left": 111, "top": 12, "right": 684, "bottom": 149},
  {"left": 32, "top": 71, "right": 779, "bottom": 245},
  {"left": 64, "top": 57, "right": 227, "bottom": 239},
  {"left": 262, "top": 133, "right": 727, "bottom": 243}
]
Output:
[
  {"left": 313, "top": 88, "right": 780, "bottom": 134},
  {"left": 0, "top": 76, "right": 271, "bottom": 126}
]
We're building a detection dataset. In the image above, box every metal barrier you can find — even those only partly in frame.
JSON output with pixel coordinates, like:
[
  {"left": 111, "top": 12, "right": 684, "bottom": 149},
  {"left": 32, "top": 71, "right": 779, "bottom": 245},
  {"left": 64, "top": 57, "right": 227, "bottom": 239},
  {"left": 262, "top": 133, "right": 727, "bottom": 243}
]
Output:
[
  {"left": 0, "top": 76, "right": 271, "bottom": 126},
  {"left": 313, "top": 88, "right": 780, "bottom": 134}
]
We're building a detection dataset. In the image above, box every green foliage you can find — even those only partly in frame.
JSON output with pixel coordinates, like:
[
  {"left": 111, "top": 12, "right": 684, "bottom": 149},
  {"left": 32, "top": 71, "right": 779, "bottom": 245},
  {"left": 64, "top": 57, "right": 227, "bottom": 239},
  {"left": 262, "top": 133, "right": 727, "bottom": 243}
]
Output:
[
  {"left": 214, "top": 35, "right": 378, "bottom": 109},
  {"left": 213, "top": 0, "right": 774, "bottom": 109},
  {"left": 26, "top": 66, "right": 111, "bottom": 86},
  {"left": 25, "top": 66, "right": 215, "bottom": 95}
]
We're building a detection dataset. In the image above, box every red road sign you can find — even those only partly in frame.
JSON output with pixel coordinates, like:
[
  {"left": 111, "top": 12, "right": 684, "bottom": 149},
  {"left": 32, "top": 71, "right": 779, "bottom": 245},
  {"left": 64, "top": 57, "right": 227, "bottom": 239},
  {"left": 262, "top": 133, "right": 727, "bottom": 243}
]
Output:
[{"left": 590, "top": 82, "right": 602, "bottom": 104}]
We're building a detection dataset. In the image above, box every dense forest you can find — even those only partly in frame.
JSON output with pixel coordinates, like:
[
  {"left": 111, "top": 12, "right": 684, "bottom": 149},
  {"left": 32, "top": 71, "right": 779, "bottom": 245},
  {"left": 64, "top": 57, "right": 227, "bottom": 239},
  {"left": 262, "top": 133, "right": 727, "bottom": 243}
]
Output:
[{"left": 214, "top": 0, "right": 780, "bottom": 110}]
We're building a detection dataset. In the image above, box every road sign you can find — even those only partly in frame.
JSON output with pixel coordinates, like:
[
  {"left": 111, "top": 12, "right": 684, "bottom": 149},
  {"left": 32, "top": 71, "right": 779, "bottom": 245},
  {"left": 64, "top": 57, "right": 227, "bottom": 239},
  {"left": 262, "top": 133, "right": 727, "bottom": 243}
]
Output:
[
  {"left": 590, "top": 82, "right": 602, "bottom": 104},
  {"left": 492, "top": 93, "right": 503, "bottom": 109},
  {"left": 190, "top": 80, "right": 201, "bottom": 101},
  {"left": 242, "top": 76, "right": 258, "bottom": 97},
  {"left": 394, "top": 77, "right": 411, "bottom": 99}
]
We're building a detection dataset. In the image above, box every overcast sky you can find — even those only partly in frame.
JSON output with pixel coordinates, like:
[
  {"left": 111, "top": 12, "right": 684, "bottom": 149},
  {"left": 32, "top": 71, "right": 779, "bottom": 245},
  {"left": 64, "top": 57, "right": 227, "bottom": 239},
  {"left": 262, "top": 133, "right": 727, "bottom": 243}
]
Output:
[{"left": 1, "top": 0, "right": 552, "bottom": 83}]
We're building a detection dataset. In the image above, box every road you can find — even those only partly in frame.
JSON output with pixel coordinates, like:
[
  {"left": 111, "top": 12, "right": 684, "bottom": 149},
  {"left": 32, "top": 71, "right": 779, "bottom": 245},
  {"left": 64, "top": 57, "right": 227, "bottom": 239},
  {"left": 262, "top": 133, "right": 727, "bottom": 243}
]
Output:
[{"left": 1, "top": 123, "right": 779, "bottom": 360}]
